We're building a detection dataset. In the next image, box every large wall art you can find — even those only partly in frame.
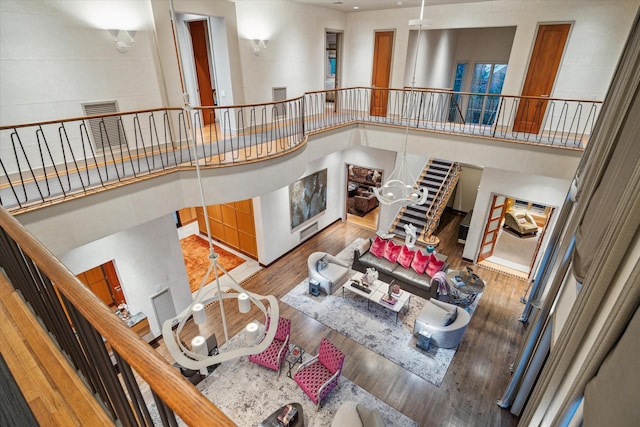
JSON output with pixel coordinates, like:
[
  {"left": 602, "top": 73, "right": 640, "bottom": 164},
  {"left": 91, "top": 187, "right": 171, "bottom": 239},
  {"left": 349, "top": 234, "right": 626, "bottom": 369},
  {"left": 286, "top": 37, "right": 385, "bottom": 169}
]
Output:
[{"left": 289, "top": 169, "right": 327, "bottom": 229}]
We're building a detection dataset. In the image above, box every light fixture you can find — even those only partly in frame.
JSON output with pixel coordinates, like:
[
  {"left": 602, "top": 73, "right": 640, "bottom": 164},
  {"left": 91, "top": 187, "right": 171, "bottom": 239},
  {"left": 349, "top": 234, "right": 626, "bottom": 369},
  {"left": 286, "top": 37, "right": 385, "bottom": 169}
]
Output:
[
  {"left": 108, "top": 29, "right": 136, "bottom": 53},
  {"left": 192, "top": 303, "right": 207, "bottom": 325},
  {"left": 163, "top": 0, "right": 280, "bottom": 372},
  {"left": 373, "top": 0, "right": 430, "bottom": 207},
  {"left": 238, "top": 292, "right": 250, "bottom": 313},
  {"left": 251, "top": 39, "right": 268, "bottom": 55}
]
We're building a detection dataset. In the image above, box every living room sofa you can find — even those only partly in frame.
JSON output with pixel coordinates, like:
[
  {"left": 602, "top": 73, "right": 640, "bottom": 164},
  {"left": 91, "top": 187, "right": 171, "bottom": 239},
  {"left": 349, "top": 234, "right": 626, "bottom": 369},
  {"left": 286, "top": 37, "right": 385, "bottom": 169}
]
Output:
[{"left": 352, "top": 236, "right": 448, "bottom": 300}]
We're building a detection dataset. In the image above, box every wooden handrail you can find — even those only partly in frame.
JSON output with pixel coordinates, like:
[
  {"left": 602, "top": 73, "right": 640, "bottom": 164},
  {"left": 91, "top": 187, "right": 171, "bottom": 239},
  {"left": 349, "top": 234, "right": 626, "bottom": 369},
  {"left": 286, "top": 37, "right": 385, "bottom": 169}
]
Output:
[{"left": 0, "top": 206, "right": 234, "bottom": 426}]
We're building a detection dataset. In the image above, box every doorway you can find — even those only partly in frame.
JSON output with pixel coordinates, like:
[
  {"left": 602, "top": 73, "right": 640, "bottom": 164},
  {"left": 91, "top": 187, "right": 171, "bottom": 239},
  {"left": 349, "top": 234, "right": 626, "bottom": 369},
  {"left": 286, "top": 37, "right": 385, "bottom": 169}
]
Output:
[
  {"left": 478, "top": 195, "right": 554, "bottom": 280},
  {"left": 76, "top": 260, "right": 124, "bottom": 308},
  {"left": 345, "top": 164, "right": 383, "bottom": 231},
  {"left": 370, "top": 30, "right": 394, "bottom": 117},
  {"left": 187, "top": 20, "right": 216, "bottom": 125},
  {"left": 325, "top": 31, "right": 342, "bottom": 109},
  {"left": 513, "top": 23, "right": 571, "bottom": 133}
]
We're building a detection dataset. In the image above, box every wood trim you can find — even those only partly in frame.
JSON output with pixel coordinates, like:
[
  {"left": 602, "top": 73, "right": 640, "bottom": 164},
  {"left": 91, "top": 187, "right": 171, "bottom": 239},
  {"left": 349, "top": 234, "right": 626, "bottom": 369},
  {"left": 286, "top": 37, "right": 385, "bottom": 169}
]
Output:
[{"left": 0, "top": 207, "right": 234, "bottom": 426}]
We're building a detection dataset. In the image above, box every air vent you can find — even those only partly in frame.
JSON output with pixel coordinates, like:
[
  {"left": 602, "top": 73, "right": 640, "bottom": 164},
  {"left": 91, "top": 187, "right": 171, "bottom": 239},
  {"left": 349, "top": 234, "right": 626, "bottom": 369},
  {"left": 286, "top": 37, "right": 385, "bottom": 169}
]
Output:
[
  {"left": 82, "top": 101, "right": 122, "bottom": 150},
  {"left": 272, "top": 87, "right": 287, "bottom": 117},
  {"left": 300, "top": 221, "right": 318, "bottom": 241}
]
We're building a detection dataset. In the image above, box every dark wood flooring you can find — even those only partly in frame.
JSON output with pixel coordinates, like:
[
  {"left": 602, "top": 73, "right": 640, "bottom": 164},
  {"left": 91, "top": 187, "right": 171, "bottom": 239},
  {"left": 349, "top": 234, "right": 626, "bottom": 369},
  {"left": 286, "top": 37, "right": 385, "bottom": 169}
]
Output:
[{"left": 164, "top": 209, "right": 525, "bottom": 426}]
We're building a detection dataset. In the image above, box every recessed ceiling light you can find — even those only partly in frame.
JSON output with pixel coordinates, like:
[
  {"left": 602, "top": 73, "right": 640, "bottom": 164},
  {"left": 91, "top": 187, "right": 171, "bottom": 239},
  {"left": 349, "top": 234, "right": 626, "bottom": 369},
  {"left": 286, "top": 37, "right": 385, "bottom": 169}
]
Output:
[
  {"left": 353, "top": 6, "right": 359, "bottom": 9},
  {"left": 397, "top": 1, "right": 403, "bottom": 4}
]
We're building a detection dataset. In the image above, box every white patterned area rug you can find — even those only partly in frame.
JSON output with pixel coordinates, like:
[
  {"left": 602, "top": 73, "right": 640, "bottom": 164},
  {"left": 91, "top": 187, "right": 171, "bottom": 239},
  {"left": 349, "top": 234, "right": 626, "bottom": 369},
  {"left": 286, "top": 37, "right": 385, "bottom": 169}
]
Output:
[
  {"left": 281, "top": 239, "right": 481, "bottom": 387},
  {"left": 148, "top": 352, "right": 418, "bottom": 426}
]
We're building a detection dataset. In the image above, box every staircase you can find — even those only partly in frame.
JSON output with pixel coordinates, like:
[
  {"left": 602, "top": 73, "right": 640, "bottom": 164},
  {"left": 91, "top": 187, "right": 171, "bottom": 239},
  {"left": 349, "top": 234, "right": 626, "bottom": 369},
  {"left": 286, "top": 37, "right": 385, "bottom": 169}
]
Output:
[{"left": 389, "top": 159, "right": 461, "bottom": 243}]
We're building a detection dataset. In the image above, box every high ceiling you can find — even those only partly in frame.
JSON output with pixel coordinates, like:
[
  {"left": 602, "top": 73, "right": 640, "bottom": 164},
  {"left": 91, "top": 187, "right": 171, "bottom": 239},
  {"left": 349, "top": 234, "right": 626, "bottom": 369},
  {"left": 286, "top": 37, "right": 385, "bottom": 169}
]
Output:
[{"left": 232, "top": 1, "right": 496, "bottom": 13}]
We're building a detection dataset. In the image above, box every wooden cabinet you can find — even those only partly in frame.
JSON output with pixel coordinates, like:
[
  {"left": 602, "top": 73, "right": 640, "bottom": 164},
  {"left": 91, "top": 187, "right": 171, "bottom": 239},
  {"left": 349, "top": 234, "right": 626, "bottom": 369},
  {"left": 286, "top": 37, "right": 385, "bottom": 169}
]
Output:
[{"left": 194, "top": 199, "right": 258, "bottom": 259}]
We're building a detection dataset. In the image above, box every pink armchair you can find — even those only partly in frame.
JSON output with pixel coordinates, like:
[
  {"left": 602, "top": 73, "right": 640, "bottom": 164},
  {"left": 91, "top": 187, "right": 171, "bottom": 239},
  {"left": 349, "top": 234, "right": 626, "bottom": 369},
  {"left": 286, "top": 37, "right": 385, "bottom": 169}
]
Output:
[
  {"left": 248, "top": 316, "right": 291, "bottom": 376},
  {"left": 293, "top": 337, "right": 345, "bottom": 410}
]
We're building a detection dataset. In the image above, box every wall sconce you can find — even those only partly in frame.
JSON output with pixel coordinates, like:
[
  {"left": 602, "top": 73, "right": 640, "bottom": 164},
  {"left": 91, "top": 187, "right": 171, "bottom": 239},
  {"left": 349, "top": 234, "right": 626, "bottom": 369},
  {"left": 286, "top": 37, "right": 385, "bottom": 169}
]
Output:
[
  {"left": 109, "top": 29, "right": 136, "bottom": 53},
  {"left": 251, "top": 39, "right": 268, "bottom": 55}
]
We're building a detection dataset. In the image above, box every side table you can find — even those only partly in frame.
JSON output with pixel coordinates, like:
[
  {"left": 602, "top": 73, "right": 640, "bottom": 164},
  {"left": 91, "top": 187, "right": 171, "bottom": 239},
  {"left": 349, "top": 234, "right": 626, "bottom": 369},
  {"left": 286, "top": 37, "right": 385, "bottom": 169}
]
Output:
[
  {"left": 446, "top": 268, "right": 485, "bottom": 307},
  {"left": 308, "top": 279, "right": 321, "bottom": 296},
  {"left": 286, "top": 344, "right": 304, "bottom": 378}
]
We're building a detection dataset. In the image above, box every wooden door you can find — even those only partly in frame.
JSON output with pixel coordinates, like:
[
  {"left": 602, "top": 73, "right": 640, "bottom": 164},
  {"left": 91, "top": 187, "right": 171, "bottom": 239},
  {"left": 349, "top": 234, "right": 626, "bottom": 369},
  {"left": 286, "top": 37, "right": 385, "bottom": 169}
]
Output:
[
  {"left": 513, "top": 23, "right": 571, "bottom": 133},
  {"left": 478, "top": 195, "right": 507, "bottom": 262},
  {"left": 370, "top": 31, "right": 394, "bottom": 117},
  {"left": 76, "top": 261, "right": 123, "bottom": 307},
  {"left": 188, "top": 20, "right": 215, "bottom": 125}
]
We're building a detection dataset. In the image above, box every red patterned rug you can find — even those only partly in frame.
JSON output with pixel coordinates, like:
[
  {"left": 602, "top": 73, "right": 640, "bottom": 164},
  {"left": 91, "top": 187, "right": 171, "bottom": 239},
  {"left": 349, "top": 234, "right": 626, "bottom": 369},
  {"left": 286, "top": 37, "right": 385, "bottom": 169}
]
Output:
[{"left": 180, "top": 235, "right": 246, "bottom": 293}]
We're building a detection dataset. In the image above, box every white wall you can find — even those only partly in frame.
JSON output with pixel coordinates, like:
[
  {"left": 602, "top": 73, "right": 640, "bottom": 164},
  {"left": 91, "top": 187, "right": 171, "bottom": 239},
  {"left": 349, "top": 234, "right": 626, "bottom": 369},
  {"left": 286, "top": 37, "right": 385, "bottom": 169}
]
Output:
[
  {"left": 344, "top": 1, "right": 638, "bottom": 100},
  {"left": 452, "top": 164, "right": 483, "bottom": 213},
  {"left": 463, "top": 167, "right": 571, "bottom": 261},
  {"left": 234, "top": 1, "right": 346, "bottom": 103},
  {"left": 58, "top": 214, "right": 192, "bottom": 337},
  {"left": 0, "top": 0, "right": 163, "bottom": 125}
]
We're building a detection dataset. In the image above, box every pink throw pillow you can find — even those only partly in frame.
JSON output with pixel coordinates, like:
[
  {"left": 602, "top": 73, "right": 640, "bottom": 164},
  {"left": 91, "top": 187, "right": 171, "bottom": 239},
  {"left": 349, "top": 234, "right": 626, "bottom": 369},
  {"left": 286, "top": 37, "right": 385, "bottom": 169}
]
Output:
[
  {"left": 383, "top": 240, "right": 401, "bottom": 263},
  {"left": 411, "top": 250, "right": 430, "bottom": 274},
  {"left": 426, "top": 255, "right": 445, "bottom": 277},
  {"left": 370, "top": 236, "right": 387, "bottom": 258},
  {"left": 397, "top": 245, "right": 416, "bottom": 268}
]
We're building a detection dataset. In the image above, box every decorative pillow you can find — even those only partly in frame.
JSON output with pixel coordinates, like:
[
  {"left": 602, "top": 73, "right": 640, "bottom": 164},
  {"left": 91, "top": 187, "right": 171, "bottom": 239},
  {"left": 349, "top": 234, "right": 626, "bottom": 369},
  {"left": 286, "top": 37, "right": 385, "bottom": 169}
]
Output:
[
  {"left": 370, "top": 236, "right": 387, "bottom": 258},
  {"left": 411, "top": 250, "right": 430, "bottom": 274},
  {"left": 383, "top": 240, "right": 401, "bottom": 263},
  {"left": 317, "top": 256, "right": 328, "bottom": 271},
  {"left": 397, "top": 245, "right": 416, "bottom": 268},
  {"left": 425, "top": 255, "right": 445, "bottom": 277},
  {"left": 442, "top": 307, "right": 458, "bottom": 326}
]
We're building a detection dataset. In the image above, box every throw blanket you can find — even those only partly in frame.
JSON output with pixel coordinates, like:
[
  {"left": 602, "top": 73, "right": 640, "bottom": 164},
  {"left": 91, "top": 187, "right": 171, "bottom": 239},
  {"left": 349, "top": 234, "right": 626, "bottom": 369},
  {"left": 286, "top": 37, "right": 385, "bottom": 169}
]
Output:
[{"left": 433, "top": 271, "right": 448, "bottom": 295}]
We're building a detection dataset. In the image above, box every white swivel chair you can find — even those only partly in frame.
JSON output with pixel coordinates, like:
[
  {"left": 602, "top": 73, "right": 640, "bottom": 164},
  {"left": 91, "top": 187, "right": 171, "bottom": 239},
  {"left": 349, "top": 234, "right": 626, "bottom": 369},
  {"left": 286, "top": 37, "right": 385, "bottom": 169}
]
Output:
[
  {"left": 413, "top": 299, "right": 471, "bottom": 349},
  {"left": 308, "top": 252, "right": 350, "bottom": 295}
]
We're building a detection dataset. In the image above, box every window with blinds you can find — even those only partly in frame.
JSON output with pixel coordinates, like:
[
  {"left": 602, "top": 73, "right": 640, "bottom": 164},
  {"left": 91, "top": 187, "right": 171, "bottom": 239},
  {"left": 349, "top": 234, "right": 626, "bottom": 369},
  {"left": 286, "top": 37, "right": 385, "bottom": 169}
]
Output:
[{"left": 82, "top": 101, "right": 123, "bottom": 150}]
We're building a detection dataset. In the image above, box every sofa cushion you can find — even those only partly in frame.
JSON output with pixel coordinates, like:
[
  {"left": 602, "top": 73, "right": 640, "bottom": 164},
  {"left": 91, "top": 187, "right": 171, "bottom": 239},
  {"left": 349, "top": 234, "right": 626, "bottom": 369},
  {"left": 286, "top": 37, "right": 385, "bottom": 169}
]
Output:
[
  {"left": 383, "top": 240, "right": 401, "bottom": 263},
  {"left": 370, "top": 236, "right": 387, "bottom": 258},
  {"left": 397, "top": 245, "right": 416, "bottom": 268},
  {"left": 417, "top": 299, "right": 448, "bottom": 325},
  {"left": 425, "top": 254, "right": 445, "bottom": 277},
  {"left": 360, "top": 253, "right": 396, "bottom": 275},
  {"left": 317, "top": 256, "right": 328, "bottom": 271},
  {"left": 392, "top": 267, "right": 432, "bottom": 290},
  {"left": 410, "top": 250, "right": 430, "bottom": 274},
  {"left": 356, "top": 404, "right": 385, "bottom": 427}
]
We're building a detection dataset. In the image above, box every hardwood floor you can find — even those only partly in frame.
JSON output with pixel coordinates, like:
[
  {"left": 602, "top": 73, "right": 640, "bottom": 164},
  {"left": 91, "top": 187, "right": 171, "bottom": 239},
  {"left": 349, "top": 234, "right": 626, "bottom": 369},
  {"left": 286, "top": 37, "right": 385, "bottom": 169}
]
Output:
[{"left": 160, "top": 209, "right": 525, "bottom": 426}]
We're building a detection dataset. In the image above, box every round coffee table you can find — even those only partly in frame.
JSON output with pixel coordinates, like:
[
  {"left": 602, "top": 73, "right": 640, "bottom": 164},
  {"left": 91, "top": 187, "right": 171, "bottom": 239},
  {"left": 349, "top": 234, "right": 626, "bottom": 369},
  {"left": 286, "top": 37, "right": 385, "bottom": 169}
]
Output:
[
  {"left": 446, "top": 268, "right": 485, "bottom": 307},
  {"left": 258, "top": 402, "right": 304, "bottom": 427}
]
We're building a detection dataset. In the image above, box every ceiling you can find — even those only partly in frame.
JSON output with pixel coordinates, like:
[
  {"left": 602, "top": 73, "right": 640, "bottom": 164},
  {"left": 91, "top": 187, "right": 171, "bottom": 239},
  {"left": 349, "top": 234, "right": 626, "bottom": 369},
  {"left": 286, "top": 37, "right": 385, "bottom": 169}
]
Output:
[{"left": 233, "top": 1, "right": 495, "bottom": 13}]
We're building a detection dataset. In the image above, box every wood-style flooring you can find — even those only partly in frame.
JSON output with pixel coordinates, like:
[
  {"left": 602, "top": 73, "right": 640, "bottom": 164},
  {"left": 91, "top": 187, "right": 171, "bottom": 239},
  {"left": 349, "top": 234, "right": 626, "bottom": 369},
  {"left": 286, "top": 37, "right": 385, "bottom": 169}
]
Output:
[{"left": 157, "top": 209, "right": 525, "bottom": 426}]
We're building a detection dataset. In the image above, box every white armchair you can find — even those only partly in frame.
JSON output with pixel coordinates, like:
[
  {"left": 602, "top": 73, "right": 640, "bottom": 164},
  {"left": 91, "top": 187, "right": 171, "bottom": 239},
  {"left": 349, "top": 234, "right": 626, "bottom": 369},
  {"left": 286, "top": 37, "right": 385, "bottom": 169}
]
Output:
[
  {"left": 413, "top": 299, "right": 471, "bottom": 349},
  {"left": 308, "top": 252, "right": 350, "bottom": 295}
]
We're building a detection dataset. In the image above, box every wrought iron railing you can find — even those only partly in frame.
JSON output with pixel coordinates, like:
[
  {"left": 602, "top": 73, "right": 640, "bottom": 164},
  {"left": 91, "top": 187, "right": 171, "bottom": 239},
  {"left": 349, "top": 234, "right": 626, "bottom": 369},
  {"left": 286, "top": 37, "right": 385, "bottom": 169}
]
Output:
[{"left": 0, "top": 87, "right": 601, "bottom": 212}]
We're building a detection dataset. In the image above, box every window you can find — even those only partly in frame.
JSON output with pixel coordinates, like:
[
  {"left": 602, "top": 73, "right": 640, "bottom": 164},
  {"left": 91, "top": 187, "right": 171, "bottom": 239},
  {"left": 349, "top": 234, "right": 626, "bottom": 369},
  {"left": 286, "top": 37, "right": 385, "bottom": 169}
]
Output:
[
  {"left": 465, "top": 63, "right": 507, "bottom": 125},
  {"left": 448, "top": 62, "right": 466, "bottom": 122}
]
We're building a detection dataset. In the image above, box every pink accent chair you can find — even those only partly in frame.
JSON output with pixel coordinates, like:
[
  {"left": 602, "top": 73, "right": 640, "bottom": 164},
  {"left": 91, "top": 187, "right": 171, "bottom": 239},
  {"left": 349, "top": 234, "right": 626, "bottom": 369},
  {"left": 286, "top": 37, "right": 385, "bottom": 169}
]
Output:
[
  {"left": 293, "top": 337, "right": 345, "bottom": 410},
  {"left": 248, "top": 317, "right": 291, "bottom": 376}
]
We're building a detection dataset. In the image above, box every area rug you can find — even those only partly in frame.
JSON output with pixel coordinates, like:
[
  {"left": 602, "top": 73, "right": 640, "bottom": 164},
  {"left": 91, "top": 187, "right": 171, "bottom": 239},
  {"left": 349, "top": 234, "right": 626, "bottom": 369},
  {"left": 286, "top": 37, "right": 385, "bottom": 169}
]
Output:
[
  {"left": 180, "top": 235, "right": 246, "bottom": 293},
  {"left": 148, "top": 346, "right": 417, "bottom": 426},
  {"left": 281, "top": 239, "right": 481, "bottom": 386}
]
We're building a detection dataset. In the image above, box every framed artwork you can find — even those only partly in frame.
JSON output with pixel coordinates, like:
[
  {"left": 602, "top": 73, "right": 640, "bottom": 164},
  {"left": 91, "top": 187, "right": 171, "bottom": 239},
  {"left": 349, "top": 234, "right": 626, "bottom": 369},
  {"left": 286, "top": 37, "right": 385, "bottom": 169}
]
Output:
[{"left": 289, "top": 169, "right": 327, "bottom": 229}]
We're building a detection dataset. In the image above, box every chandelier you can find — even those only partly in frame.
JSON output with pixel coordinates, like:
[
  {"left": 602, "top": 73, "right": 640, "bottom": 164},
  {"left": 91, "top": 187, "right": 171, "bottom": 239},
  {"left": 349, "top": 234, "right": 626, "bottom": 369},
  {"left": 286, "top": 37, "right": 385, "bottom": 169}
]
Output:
[
  {"left": 163, "top": 0, "right": 279, "bottom": 371},
  {"left": 373, "top": 0, "right": 430, "bottom": 207}
]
